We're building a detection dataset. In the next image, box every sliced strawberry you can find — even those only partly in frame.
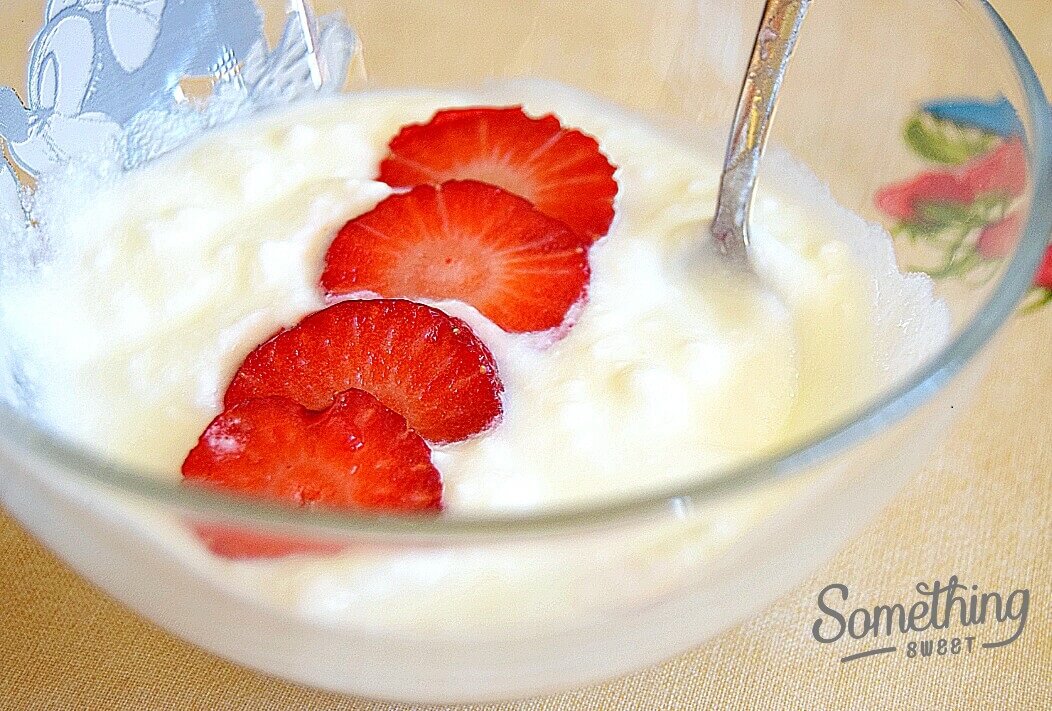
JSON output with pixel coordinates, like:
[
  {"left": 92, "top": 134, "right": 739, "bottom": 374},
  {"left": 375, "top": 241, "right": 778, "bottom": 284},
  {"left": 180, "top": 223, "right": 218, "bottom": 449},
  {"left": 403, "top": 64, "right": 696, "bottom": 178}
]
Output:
[
  {"left": 378, "top": 106, "right": 618, "bottom": 242},
  {"left": 183, "top": 390, "right": 442, "bottom": 511},
  {"left": 187, "top": 522, "right": 348, "bottom": 560},
  {"left": 224, "top": 299, "right": 502, "bottom": 443},
  {"left": 322, "top": 181, "right": 590, "bottom": 333}
]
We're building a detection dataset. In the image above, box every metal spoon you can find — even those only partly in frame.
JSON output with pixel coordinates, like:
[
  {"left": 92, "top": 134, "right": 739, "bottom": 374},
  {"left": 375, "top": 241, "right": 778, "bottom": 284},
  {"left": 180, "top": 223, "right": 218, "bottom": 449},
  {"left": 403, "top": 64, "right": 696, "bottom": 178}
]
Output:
[{"left": 711, "top": 0, "right": 811, "bottom": 264}]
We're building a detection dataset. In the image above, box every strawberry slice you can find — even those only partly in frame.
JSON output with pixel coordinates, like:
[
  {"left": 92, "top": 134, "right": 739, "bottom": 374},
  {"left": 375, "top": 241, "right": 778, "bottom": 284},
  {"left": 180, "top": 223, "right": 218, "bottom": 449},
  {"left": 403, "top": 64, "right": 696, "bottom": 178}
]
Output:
[
  {"left": 322, "top": 181, "right": 590, "bottom": 333},
  {"left": 224, "top": 299, "right": 502, "bottom": 443},
  {"left": 187, "top": 522, "right": 349, "bottom": 560},
  {"left": 183, "top": 390, "right": 442, "bottom": 512},
  {"left": 378, "top": 106, "right": 618, "bottom": 242}
]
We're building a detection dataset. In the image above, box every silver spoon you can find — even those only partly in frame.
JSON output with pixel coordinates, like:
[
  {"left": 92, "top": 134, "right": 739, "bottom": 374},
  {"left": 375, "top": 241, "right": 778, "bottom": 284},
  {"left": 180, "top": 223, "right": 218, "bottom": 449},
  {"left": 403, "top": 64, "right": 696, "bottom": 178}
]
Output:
[{"left": 711, "top": 0, "right": 812, "bottom": 264}]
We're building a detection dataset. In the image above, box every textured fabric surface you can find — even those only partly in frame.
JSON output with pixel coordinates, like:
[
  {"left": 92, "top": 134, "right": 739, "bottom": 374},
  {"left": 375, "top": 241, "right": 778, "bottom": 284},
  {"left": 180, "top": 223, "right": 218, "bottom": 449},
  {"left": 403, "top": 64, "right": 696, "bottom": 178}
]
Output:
[{"left": 1, "top": 2, "right": 1050, "bottom": 709}]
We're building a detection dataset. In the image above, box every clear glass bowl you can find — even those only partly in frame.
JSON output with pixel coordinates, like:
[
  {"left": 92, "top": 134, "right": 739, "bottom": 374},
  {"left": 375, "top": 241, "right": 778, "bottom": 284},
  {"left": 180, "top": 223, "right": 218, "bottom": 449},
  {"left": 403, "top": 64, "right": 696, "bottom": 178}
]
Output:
[{"left": 0, "top": 0, "right": 1048, "bottom": 703}]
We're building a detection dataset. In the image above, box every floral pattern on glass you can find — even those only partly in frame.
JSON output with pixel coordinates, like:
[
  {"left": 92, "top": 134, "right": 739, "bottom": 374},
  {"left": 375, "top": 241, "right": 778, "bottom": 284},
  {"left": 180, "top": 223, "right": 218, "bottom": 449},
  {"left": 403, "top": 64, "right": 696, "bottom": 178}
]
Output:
[{"left": 875, "top": 97, "right": 1051, "bottom": 313}]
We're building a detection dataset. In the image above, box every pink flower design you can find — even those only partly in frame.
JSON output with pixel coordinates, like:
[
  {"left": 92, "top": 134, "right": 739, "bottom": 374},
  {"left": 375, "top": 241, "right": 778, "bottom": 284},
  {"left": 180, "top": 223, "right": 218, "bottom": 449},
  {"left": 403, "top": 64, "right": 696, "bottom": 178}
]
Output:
[
  {"left": 874, "top": 171, "right": 973, "bottom": 224},
  {"left": 976, "top": 212, "right": 1022, "bottom": 259},
  {"left": 875, "top": 137, "right": 1027, "bottom": 227},
  {"left": 961, "top": 137, "right": 1027, "bottom": 198},
  {"left": 1035, "top": 245, "right": 1052, "bottom": 291},
  {"left": 879, "top": 102, "right": 1046, "bottom": 312}
]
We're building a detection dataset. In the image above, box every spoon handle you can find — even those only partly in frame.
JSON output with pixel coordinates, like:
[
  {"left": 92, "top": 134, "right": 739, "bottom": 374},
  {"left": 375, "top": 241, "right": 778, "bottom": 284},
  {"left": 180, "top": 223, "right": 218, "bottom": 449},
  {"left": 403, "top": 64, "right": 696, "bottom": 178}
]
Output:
[{"left": 712, "top": 0, "right": 811, "bottom": 261}]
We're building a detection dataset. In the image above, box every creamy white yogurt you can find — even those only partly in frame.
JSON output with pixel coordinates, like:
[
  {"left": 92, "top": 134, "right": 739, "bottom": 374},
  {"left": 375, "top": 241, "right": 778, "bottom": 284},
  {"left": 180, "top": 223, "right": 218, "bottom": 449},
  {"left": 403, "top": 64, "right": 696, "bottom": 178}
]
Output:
[{"left": 0, "top": 80, "right": 947, "bottom": 515}]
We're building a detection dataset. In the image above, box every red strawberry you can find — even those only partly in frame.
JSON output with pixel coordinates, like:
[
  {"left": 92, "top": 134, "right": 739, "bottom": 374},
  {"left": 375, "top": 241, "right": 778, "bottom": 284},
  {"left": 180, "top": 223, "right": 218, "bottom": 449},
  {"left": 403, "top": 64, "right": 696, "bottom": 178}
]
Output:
[
  {"left": 322, "top": 181, "right": 590, "bottom": 333},
  {"left": 187, "top": 522, "right": 348, "bottom": 560},
  {"left": 962, "top": 137, "right": 1027, "bottom": 198},
  {"left": 224, "top": 299, "right": 502, "bottom": 443},
  {"left": 976, "top": 212, "right": 1022, "bottom": 259},
  {"left": 874, "top": 171, "right": 974, "bottom": 224},
  {"left": 183, "top": 390, "right": 442, "bottom": 511},
  {"left": 378, "top": 106, "right": 618, "bottom": 242}
]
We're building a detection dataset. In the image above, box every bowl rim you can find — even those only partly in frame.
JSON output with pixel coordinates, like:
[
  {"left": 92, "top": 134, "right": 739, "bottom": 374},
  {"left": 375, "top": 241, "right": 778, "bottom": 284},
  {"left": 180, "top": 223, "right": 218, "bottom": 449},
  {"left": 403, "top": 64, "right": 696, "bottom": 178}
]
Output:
[{"left": 0, "top": 0, "right": 1049, "bottom": 539}]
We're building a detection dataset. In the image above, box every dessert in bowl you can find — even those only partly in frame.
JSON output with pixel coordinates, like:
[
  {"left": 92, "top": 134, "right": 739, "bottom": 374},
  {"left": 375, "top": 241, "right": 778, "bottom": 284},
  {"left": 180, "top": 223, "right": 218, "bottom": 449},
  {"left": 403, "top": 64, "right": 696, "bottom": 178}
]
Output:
[{"left": 0, "top": 0, "right": 1048, "bottom": 703}]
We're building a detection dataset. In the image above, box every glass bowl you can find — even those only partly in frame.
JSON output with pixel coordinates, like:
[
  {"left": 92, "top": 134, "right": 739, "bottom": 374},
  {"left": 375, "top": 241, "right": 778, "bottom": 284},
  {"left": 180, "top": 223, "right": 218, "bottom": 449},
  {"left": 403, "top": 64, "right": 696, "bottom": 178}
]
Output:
[{"left": 0, "top": 0, "right": 1048, "bottom": 703}]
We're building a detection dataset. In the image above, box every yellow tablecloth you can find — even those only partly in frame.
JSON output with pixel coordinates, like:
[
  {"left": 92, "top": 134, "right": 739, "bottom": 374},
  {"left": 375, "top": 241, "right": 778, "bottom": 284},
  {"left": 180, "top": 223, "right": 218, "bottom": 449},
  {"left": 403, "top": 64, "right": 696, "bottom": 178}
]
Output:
[{"left": 1, "top": 2, "right": 1049, "bottom": 709}]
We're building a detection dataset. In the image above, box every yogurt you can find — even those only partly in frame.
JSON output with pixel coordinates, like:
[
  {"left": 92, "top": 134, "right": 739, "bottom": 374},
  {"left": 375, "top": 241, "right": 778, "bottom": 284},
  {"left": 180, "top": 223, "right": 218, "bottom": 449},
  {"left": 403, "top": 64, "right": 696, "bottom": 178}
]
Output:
[{"left": 0, "top": 80, "right": 948, "bottom": 515}]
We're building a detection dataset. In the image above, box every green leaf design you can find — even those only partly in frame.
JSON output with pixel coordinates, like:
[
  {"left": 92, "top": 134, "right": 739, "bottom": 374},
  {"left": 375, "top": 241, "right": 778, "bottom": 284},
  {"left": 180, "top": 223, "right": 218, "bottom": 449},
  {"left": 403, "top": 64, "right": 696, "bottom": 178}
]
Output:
[
  {"left": 898, "top": 194, "right": 1015, "bottom": 282},
  {"left": 910, "top": 194, "right": 1010, "bottom": 234},
  {"left": 1021, "top": 288, "right": 1052, "bottom": 314},
  {"left": 915, "top": 201, "right": 975, "bottom": 227},
  {"left": 903, "top": 114, "right": 996, "bottom": 165}
]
